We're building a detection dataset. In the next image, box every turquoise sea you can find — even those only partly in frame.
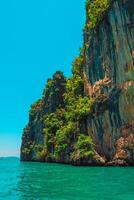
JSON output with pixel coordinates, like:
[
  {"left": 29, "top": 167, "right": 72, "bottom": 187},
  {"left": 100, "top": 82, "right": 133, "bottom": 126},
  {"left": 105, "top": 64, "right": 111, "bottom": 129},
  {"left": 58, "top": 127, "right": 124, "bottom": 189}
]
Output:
[{"left": 0, "top": 157, "right": 134, "bottom": 200}]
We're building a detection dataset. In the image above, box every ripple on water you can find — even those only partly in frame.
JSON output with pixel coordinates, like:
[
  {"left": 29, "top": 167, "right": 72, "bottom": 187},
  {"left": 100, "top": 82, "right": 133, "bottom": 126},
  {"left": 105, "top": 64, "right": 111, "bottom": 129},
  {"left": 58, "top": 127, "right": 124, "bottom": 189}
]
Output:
[{"left": 0, "top": 158, "right": 134, "bottom": 200}]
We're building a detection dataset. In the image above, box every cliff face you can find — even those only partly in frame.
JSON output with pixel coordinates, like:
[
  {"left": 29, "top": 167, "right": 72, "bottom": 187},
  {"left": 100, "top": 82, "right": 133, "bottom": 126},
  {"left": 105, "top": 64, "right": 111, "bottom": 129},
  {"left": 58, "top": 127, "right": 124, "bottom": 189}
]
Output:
[
  {"left": 21, "top": 72, "right": 66, "bottom": 161},
  {"left": 84, "top": 0, "right": 134, "bottom": 165},
  {"left": 21, "top": 0, "right": 134, "bottom": 166}
]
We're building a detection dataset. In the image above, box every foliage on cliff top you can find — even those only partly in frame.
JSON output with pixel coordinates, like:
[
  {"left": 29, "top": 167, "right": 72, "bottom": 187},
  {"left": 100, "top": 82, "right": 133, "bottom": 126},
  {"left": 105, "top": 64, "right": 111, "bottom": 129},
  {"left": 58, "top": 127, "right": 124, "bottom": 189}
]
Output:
[
  {"left": 40, "top": 54, "right": 95, "bottom": 161},
  {"left": 86, "top": 0, "right": 110, "bottom": 29},
  {"left": 21, "top": 49, "right": 96, "bottom": 161},
  {"left": 42, "top": 71, "right": 67, "bottom": 112}
]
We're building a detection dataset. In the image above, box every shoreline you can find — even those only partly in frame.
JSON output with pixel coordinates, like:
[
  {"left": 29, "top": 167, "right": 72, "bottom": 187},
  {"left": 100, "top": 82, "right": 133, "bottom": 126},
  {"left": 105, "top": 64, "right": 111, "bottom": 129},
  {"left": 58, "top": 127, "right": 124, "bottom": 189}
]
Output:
[{"left": 20, "top": 159, "right": 134, "bottom": 167}]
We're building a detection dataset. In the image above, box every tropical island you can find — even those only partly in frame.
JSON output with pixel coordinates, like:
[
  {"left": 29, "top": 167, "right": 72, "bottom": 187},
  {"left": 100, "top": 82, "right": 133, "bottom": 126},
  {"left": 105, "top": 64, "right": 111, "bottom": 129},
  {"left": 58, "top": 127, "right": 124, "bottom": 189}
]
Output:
[{"left": 21, "top": 0, "right": 134, "bottom": 166}]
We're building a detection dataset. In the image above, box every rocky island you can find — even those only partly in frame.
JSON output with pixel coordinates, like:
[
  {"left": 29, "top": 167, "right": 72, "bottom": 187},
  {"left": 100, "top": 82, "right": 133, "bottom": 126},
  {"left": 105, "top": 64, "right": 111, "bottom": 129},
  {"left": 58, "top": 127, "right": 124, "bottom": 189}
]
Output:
[{"left": 21, "top": 0, "right": 134, "bottom": 166}]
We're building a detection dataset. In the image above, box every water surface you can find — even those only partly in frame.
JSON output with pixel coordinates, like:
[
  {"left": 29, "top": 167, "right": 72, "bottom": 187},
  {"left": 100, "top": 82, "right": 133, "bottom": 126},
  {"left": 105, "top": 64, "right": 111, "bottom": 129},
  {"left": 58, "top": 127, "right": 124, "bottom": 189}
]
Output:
[{"left": 0, "top": 157, "right": 134, "bottom": 200}]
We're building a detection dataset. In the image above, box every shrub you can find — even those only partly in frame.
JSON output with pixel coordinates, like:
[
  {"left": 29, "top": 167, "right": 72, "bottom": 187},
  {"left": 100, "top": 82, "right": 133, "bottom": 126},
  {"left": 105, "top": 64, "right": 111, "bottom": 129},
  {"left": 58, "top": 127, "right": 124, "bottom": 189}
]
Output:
[
  {"left": 86, "top": 0, "right": 110, "bottom": 29},
  {"left": 71, "top": 134, "right": 95, "bottom": 161}
]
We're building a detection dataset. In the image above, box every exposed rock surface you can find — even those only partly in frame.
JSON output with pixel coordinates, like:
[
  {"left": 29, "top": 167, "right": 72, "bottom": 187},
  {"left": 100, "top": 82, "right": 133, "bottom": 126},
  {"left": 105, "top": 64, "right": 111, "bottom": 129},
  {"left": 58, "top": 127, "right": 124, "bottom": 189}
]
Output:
[
  {"left": 84, "top": 0, "right": 134, "bottom": 165},
  {"left": 21, "top": 0, "right": 134, "bottom": 166}
]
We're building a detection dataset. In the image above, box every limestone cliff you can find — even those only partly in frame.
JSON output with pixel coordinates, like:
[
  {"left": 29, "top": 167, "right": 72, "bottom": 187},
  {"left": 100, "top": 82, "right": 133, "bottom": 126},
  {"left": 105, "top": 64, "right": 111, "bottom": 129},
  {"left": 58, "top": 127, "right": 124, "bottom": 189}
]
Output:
[
  {"left": 84, "top": 0, "right": 134, "bottom": 165},
  {"left": 21, "top": 0, "right": 134, "bottom": 166}
]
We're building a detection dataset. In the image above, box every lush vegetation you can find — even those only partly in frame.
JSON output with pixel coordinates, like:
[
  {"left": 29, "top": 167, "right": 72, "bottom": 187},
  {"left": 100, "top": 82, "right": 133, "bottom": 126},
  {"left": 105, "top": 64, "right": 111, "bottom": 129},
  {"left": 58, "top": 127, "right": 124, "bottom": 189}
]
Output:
[
  {"left": 21, "top": 53, "right": 96, "bottom": 162},
  {"left": 86, "top": 0, "right": 110, "bottom": 29},
  {"left": 71, "top": 134, "right": 95, "bottom": 162},
  {"left": 41, "top": 53, "right": 95, "bottom": 162},
  {"left": 21, "top": 0, "right": 111, "bottom": 163}
]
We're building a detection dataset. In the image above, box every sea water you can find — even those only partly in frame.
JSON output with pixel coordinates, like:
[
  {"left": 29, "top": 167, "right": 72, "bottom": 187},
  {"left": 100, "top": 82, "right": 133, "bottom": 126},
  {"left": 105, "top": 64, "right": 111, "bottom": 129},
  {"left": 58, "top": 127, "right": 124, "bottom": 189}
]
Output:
[{"left": 0, "top": 157, "right": 134, "bottom": 200}]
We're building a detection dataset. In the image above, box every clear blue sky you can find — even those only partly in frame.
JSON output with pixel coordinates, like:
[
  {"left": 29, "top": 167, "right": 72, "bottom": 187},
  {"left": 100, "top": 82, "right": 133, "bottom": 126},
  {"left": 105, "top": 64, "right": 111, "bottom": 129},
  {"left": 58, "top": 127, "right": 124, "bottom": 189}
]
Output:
[{"left": 0, "top": 0, "right": 85, "bottom": 157}]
